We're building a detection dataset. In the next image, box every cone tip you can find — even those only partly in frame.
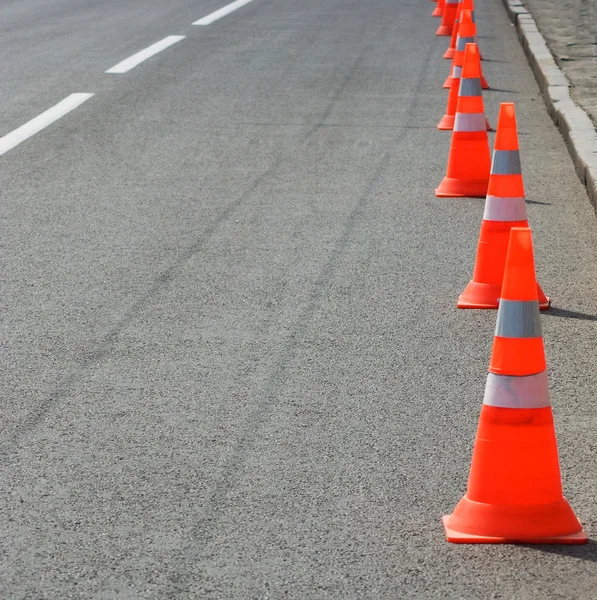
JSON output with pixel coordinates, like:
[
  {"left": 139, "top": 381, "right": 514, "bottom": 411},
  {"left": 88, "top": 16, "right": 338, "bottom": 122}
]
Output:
[
  {"left": 462, "top": 43, "right": 481, "bottom": 78},
  {"left": 508, "top": 227, "right": 534, "bottom": 264},
  {"left": 501, "top": 227, "right": 538, "bottom": 302},
  {"left": 510, "top": 226, "right": 531, "bottom": 240},
  {"left": 495, "top": 102, "right": 519, "bottom": 150}
]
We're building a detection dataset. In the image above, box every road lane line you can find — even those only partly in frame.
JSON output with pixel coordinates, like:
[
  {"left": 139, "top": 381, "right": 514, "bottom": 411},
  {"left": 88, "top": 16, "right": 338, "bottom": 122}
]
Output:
[
  {"left": 105, "top": 35, "right": 185, "bottom": 74},
  {"left": 193, "top": 0, "right": 257, "bottom": 25},
  {"left": 0, "top": 93, "right": 94, "bottom": 157}
]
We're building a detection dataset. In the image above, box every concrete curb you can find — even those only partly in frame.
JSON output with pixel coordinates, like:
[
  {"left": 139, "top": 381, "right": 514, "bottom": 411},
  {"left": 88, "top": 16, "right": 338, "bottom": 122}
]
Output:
[{"left": 501, "top": 0, "right": 597, "bottom": 213}]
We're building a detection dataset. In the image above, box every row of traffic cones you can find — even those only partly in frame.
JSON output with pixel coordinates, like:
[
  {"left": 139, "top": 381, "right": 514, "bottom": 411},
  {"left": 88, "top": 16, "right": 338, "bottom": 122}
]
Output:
[{"left": 428, "top": 2, "right": 588, "bottom": 544}]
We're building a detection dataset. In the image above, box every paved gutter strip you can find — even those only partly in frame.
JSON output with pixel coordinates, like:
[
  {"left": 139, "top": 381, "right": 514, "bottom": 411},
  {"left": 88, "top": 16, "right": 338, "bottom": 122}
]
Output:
[{"left": 501, "top": 0, "right": 597, "bottom": 213}]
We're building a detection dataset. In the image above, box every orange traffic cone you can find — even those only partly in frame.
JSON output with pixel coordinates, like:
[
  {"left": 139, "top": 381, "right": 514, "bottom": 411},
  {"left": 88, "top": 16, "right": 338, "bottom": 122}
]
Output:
[
  {"left": 444, "top": 10, "right": 488, "bottom": 88},
  {"left": 458, "top": 103, "right": 549, "bottom": 309},
  {"left": 444, "top": 0, "right": 478, "bottom": 59},
  {"left": 443, "top": 227, "right": 588, "bottom": 545},
  {"left": 437, "top": 0, "right": 459, "bottom": 35},
  {"left": 436, "top": 43, "right": 491, "bottom": 197},
  {"left": 433, "top": 0, "right": 444, "bottom": 17},
  {"left": 439, "top": 41, "right": 490, "bottom": 131}
]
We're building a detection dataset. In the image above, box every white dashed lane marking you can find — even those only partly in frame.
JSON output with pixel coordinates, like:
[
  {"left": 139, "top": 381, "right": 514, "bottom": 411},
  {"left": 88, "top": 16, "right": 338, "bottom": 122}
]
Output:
[
  {"left": 0, "top": 93, "right": 94, "bottom": 157},
  {"left": 105, "top": 35, "right": 186, "bottom": 74},
  {"left": 193, "top": 0, "right": 257, "bottom": 25}
]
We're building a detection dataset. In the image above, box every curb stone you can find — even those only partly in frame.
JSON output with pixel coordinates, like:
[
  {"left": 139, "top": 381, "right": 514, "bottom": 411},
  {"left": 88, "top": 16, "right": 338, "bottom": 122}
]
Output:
[{"left": 501, "top": 0, "right": 597, "bottom": 213}]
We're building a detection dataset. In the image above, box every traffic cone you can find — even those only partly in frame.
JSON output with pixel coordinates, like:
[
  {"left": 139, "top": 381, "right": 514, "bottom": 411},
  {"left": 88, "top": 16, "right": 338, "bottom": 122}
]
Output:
[
  {"left": 439, "top": 41, "right": 490, "bottom": 131},
  {"left": 458, "top": 103, "right": 549, "bottom": 309},
  {"left": 443, "top": 10, "right": 488, "bottom": 88},
  {"left": 444, "top": 0, "right": 478, "bottom": 59},
  {"left": 436, "top": 43, "right": 491, "bottom": 197},
  {"left": 433, "top": 0, "right": 444, "bottom": 17},
  {"left": 443, "top": 227, "right": 588, "bottom": 544},
  {"left": 437, "top": 0, "right": 459, "bottom": 35}
]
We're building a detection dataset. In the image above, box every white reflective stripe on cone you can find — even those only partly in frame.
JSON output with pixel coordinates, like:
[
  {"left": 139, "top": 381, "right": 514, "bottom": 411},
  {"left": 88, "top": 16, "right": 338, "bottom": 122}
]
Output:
[
  {"left": 454, "top": 112, "right": 486, "bottom": 132},
  {"left": 452, "top": 66, "right": 462, "bottom": 78},
  {"left": 491, "top": 150, "right": 522, "bottom": 175},
  {"left": 458, "top": 78, "right": 482, "bottom": 97},
  {"left": 483, "top": 195, "right": 528, "bottom": 221},
  {"left": 446, "top": 0, "right": 459, "bottom": 4},
  {"left": 495, "top": 299, "right": 542, "bottom": 338},
  {"left": 483, "top": 370, "right": 550, "bottom": 409},
  {"left": 456, "top": 36, "right": 475, "bottom": 52}
]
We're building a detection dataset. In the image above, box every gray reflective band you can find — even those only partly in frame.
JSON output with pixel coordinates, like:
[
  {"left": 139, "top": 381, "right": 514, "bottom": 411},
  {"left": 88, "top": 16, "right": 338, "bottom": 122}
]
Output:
[
  {"left": 491, "top": 150, "right": 522, "bottom": 175},
  {"left": 495, "top": 299, "right": 542, "bottom": 338},
  {"left": 483, "top": 371, "right": 550, "bottom": 409},
  {"left": 456, "top": 36, "right": 475, "bottom": 52},
  {"left": 483, "top": 195, "right": 528, "bottom": 221},
  {"left": 446, "top": 0, "right": 459, "bottom": 4},
  {"left": 452, "top": 65, "right": 462, "bottom": 78},
  {"left": 458, "top": 78, "right": 482, "bottom": 97},
  {"left": 454, "top": 112, "right": 486, "bottom": 132}
]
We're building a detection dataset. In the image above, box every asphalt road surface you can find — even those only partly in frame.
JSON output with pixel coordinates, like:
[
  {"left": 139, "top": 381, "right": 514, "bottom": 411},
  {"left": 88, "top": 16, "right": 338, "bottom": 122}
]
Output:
[{"left": 2, "top": 0, "right": 597, "bottom": 598}]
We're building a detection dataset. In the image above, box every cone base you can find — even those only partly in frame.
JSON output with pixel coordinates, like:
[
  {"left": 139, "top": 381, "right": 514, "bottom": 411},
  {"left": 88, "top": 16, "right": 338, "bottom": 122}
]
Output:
[
  {"left": 458, "top": 281, "right": 551, "bottom": 309},
  {"left": 436, "top": 25, "right": 452, "bottom": 36},
  {"left": 443, "top": 48, "right": 455, "bottom": 59},
  {"left": 432, "top": 7, "right": 442, "bottom": 16},
  {"left": 443, "top": 495, "right": 587, "bottom": 545},
  {"left": 481, "top": 77, "right": 489, "bottom": 89},
  {"left": 458, "top": 298, "right": 552, "bottom": 310},
  {"left": 537, "top": 284, "right": 551, "bottom": 310},
  {"left": 457, "top": 281, "right": 500, "bottom": 309},
  {"left": 436, "top": 177, "right": 489, "bottom": 198},
  {"left": 443, "top": 515, "right": 588, "bottom": 545},
  {"left": 438, "top": 114, "right": 455, "bottom": 130},
  {"left": 443, "top": 76, "right": 451, "bottom": 89}
]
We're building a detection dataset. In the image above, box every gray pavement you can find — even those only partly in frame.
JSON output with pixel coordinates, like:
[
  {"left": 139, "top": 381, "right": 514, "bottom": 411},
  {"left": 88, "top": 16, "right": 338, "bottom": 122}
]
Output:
[
  {"left": 1, "top": 0, "right": 597, "bottom": 598},
  {"left": 522, "top": 0, "right": 597, "bottom": 126}
]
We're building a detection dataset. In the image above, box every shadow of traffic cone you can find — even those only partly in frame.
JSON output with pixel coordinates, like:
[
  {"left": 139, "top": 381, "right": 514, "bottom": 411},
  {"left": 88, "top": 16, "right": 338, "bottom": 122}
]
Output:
[
  {"left": 439, "top": 41, "right": 490, "bottom": 131},
  {"left": 433, "top": 0, "right": 444, "bottom": 17},
  {"left": 437, "top": 0, "right": 459, "bottom": 35},
  {"left": 458, "top": 103, "right": 549, "bottom": 309},
  {"left": 444, "top": 10, "right": 488, "bottom": 88},
  {"left": 436, "top": 43, "right": 491, "bottom": 197},
  {"left": 443, "top": 227, "right": 588, "bottom": 545}
]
